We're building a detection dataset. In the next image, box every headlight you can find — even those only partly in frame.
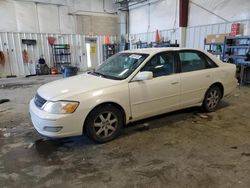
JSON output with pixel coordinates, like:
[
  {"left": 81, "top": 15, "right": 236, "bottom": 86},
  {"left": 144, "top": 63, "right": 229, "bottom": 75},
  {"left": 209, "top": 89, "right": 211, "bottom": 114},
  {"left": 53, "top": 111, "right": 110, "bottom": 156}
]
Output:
[{"left": 42, "top": 101, "right": 79, "bottom": 114}]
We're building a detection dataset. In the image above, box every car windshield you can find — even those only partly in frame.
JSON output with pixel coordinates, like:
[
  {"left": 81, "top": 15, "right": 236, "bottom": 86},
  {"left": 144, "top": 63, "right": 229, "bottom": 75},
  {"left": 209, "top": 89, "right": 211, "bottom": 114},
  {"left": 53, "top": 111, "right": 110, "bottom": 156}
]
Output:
[{"left": 92, "top": 53, "right": 149, "bottom": 80}]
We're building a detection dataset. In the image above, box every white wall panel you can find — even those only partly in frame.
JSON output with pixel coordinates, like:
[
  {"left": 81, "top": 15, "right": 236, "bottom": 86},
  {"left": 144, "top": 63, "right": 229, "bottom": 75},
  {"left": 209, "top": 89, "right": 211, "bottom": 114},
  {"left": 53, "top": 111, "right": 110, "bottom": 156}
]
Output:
[
  {"left": 14, "top": 0, "right": 70, "bottom": 5},
  {"left": 59, "top": 6, "right": 75, "bottom": 34},
  {"left": 129, "top": 6, "right": 149, "bottom": 34},
  {"left": 0, "top": 0, "right": 17, "bottom": 32},
  {"left": 14, "top": 1, "right": 39, "bottom": 33},
  {"left": 188, "top": 2, "right": 225, "bottom": 27},
  {"left": 72, "top": 0, "right": 92, "bottom": 11},
  {"left": 37, "top": 4, "right": 60, "bottom": 33},
  {"left": 72, "top": 0, "right": 116, "bottom": 13},
  {"left": 0, "top": 0, "right": 117, "bottom": 34},
  {"left": 189, "top": 0, "right": 250, "bottom": 26},
  {"left": 149, "top": 0, "right": 178, "bottom": 32},
  {"left": 129, "top": 0, "right": 179, "bottom": 34}
]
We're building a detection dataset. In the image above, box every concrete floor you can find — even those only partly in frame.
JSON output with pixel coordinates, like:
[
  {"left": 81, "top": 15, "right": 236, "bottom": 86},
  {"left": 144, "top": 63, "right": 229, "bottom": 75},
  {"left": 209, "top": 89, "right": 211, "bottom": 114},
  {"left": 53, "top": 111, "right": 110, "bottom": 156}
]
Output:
[{"left": 0, "top": 75, "right": 250, "bottom": 188}]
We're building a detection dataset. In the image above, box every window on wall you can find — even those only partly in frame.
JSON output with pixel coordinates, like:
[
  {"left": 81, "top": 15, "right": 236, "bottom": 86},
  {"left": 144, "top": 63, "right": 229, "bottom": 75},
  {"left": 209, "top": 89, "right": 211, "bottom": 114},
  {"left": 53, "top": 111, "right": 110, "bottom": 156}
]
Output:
[
  {"left": 141, "top": 52, "right": 176, "bottom": 78},
  {"left": 179, "top": 51, "right": 216, "bottom": 73}
]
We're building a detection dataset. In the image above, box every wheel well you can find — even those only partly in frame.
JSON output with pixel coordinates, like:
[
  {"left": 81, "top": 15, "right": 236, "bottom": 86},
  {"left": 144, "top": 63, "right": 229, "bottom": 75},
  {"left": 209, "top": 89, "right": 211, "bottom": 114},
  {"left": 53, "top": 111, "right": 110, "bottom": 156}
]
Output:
[
  {"left": 210, "top": 82, "right": 224, "bottom": 98},
  {"left": 83, "top": 102, "right": 126, "bottom": 134}
]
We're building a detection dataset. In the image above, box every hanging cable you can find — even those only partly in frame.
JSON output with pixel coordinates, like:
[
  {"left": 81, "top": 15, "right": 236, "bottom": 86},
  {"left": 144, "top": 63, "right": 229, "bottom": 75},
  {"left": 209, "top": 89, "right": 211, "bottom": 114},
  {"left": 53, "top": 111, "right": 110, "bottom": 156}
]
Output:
[
  {"left": 172, "top": 0, "right": 178, "bottom": 30},
  {"left": 146, "top": 3, "right": 151, "bottom": 43}
]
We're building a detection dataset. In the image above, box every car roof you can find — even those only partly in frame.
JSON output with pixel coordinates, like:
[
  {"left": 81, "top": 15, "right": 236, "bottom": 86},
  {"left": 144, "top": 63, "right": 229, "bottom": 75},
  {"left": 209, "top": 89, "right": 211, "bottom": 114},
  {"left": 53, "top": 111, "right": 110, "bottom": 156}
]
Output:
[{"left": 121, "top": 47, "right": 205, "bottom": 55}]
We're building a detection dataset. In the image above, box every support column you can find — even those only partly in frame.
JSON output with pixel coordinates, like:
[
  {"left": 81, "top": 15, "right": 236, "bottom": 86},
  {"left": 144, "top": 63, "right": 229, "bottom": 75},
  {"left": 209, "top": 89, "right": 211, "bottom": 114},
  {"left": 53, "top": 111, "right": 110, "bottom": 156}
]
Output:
[
  {"left": 179, "top": 27, "right": 187, "bottom": 47},
  {"left": 179, "top": 0, "right": 189, "bottom": 47},
  {"left": 118, "top": 10, "right": 129, "bottom": 50}
]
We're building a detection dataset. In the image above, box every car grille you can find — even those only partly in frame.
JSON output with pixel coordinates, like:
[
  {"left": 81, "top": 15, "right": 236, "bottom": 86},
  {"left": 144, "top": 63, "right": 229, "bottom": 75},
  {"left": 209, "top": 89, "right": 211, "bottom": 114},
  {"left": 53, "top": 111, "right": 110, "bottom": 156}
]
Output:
[{"left": 34, "top": 93, "right": 47, "bottom": 108}]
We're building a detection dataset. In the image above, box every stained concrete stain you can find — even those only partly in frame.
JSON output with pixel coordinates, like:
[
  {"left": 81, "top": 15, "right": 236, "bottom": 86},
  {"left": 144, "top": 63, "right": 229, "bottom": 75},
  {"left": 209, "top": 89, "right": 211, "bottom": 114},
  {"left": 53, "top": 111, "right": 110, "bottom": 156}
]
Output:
[{"left": 1, "top": 75, "right": 250, "bottom": 187}]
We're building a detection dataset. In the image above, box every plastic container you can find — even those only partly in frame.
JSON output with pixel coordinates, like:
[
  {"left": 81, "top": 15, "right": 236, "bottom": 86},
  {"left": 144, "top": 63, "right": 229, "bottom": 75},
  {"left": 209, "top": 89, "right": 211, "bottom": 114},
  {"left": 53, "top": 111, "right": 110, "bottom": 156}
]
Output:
[{"left": 62, "top": 66, "right": 78, "bottom": 78}]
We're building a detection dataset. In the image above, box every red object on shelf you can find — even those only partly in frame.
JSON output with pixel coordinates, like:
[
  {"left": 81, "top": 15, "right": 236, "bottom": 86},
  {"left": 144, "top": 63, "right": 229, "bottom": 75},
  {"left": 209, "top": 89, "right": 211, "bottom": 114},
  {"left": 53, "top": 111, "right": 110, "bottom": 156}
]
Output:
[
  {"left": 155, "top": 30, "right": 160, "bottom": 43},
  {"left": 105, "top": 35, "right": 110, "bottom": 44},
  {"left": 231, "top": 23, "right": 240, "bottom": 29},
  {"left": 230, "top": 23, "right": 241, "bottom": 36}
]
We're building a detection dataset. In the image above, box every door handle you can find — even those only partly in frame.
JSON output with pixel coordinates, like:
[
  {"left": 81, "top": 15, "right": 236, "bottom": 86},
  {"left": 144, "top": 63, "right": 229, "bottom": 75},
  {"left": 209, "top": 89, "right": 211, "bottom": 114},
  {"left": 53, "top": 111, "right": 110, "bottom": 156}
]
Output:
[
  {"left": 206, "top": 75, "right": 211, "bottom": 78},
  {"left": 171, "top": 81, "right": 179, "bottom": 85}
]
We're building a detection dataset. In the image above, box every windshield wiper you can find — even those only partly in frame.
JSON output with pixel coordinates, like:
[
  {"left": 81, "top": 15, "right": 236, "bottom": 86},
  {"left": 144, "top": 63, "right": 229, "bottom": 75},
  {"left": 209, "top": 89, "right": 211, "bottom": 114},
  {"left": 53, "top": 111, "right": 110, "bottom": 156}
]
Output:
[
  {"left": 89, "top": 71, "right": 122, "bottom": 80},
  {"left": 90, "top": 71, "right": 106, "bottom": 77}
]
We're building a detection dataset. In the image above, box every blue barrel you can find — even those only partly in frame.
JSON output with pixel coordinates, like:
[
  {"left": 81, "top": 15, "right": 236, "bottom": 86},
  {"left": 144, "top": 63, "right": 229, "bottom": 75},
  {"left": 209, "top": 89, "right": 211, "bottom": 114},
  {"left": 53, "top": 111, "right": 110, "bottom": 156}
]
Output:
[{"left": 63, "top": 66, "right": 78, "bottom": 78}]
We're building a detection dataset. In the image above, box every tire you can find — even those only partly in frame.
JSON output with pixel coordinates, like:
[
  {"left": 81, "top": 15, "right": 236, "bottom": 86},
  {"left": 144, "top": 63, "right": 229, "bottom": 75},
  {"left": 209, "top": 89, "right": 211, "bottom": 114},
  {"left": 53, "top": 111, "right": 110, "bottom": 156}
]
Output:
[
  {"left": 85, "top": 105, "right": 123, "bottom": 143},
  {"left": 202, "top": 85, "right": 222, "bottom": 112}
]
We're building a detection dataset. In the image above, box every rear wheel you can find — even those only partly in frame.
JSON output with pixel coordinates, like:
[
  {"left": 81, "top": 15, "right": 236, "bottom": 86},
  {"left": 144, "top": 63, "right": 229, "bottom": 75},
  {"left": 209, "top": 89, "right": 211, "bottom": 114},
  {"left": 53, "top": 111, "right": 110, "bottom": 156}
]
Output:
[
  {"left": 203, "top": 85, "right": 222, "bottom": 112},
  {"left": 85, "top": 105, "right": 123, "bottom": 143}
]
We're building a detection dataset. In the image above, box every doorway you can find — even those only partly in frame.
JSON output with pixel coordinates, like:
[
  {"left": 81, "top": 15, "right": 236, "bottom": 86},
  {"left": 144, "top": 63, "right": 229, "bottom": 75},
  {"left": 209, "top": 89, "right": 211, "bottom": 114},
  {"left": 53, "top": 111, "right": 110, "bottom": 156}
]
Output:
[{"left": 85, "top": 37, "right": 98, "bottom": 70}]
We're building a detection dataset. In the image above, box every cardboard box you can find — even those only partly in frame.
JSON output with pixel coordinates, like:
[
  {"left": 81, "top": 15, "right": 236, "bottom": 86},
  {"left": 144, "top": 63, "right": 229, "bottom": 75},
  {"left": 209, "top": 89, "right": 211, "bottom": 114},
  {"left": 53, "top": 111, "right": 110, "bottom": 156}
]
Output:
[{"left": 206, "top": 33, "right": 229, "bottom": 44}]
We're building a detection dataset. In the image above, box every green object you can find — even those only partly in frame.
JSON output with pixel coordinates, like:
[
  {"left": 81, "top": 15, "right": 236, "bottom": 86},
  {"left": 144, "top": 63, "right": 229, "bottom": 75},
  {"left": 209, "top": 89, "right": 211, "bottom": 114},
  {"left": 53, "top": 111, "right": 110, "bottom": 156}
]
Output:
[{"left": 216, "top": 45, "right": 222, "bottom": 52}]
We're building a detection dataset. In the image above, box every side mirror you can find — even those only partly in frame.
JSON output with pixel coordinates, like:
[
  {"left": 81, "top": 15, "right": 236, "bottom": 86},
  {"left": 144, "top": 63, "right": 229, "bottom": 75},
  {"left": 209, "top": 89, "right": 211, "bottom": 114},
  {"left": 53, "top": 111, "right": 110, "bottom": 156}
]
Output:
[{"left": 132, "top": 71, "right": 153, "bottom": 81}]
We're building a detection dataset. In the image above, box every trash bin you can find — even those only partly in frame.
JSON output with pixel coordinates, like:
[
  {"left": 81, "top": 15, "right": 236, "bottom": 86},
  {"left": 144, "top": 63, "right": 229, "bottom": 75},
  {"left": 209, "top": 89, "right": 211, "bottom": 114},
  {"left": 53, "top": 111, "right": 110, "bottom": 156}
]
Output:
[{"left": 62, "top": 66, "right": 78, "bottom": 78}]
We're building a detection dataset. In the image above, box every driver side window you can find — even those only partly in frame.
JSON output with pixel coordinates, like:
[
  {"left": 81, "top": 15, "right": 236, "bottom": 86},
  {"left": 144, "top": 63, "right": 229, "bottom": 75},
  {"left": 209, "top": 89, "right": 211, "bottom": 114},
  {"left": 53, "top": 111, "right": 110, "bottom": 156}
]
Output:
[{"left": 141, "top": 52, "right": 175, "bottom": 78}]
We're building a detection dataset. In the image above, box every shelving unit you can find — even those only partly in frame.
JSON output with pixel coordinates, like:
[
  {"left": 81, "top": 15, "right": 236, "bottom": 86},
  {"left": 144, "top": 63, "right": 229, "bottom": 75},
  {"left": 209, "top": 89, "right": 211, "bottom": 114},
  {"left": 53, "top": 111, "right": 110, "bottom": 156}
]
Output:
[
  {"left": 204, "top": 39, "right": 224, "bottom": 60},
  {"left": 151, "top": 40, "right": 179, "bottom": 48},
  {"left": 52, "top": 44, "right": 71, "bottom": 72},
  {"left": 222, "top": 36, "right": 250, "bottom": 63},
  {"left": 222, "top": 36, "right": 250, "bottom": 84},
  {"left": 132, "top": 41, "right": 148, "bottom": 49},
  {"left": 102, "top": 44, "right": 118, "bottom": 61},
  {"left": 244, "top": 64, "right": 250, "bottom": 84},
  {"left": 132, "top": 40, "right": 179, "bottom": 49}
]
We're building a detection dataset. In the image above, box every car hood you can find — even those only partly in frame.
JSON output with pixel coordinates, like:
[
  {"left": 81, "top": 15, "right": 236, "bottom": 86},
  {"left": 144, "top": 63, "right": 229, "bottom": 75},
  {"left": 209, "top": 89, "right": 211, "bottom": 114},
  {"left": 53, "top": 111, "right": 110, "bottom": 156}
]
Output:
[{"left": 37, "top": 73, "right": 121, "bottom": 100}]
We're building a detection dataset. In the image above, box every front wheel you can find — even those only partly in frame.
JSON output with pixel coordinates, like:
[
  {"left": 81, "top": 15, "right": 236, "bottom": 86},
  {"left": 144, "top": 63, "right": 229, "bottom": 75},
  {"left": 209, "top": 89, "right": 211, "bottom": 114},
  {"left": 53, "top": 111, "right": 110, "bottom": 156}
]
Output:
[
  {"left": 85, "top": 105, "right": 123, "bottom": 143},
  {"left": 203, "top": 85, "right": 222, "bottom": 112}
]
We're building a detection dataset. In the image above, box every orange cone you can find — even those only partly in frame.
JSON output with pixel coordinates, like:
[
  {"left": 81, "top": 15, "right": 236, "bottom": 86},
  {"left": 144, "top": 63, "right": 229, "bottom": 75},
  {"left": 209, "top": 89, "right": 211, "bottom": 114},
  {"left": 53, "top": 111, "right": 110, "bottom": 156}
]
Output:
[
  {"left": 155, "top": 30, "right": 160, "bottom": 43},
  {"left": 105, "top": 35, "right": 110, "bottom": 44}
]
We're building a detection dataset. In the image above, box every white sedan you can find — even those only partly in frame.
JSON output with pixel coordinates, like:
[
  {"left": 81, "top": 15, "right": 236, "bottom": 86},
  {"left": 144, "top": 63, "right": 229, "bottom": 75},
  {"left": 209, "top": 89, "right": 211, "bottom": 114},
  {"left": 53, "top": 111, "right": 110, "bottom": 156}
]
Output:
[{"left": 30, "top": 48, "right": 237, "bottom": 142}]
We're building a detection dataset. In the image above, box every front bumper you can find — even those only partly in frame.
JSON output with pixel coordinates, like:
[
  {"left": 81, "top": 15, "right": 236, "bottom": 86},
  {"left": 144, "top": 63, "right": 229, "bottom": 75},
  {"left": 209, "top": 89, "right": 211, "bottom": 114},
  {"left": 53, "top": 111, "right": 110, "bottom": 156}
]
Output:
[{"left": 29, "top": 98, "right": 84, "bottom": 138}]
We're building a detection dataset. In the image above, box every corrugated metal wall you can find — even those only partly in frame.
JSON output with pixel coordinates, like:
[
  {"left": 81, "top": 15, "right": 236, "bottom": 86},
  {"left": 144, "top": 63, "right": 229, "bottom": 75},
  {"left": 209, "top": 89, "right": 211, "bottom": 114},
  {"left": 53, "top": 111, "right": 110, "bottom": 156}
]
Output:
[
  {"left": 0, "top": 32, "right": 117, "bottom": 77},
  {"left": 186, "top": 19, "right": 250, "bottom": 48},
  {"left": 129, "top": 19, "right": 250, "bottom": 50}
]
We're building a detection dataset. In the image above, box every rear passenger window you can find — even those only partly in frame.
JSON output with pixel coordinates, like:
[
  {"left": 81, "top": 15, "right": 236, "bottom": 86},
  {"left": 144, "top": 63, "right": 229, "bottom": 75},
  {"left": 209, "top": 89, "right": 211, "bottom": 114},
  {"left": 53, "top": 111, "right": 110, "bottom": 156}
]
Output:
[
  {"left": 205, "top": 56, "right": 218, "bottom": 68},
  {"left": 179, "top": 52, "right": 207, "bottom": 72},
  {"left": 179, "top": 51, "right": 217, "bottom": 73}
]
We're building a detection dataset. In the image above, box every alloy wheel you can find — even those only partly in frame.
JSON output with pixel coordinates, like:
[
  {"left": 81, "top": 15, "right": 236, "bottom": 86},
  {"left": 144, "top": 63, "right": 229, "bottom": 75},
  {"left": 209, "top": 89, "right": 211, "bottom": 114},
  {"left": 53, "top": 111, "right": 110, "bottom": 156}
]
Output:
[
  {"left": 206, "top": 89, "right": 220, "bottom": 109},
  {"left": 93, "top": 111, "right": 118, "bottom": 139}
]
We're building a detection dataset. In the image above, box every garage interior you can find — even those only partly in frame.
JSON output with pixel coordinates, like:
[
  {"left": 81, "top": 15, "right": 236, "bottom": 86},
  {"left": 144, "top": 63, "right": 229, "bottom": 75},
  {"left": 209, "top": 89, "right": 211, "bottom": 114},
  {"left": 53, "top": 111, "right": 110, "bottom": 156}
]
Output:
[{"left": 0, "top": 0, "right": 250, "bottom": 187}]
